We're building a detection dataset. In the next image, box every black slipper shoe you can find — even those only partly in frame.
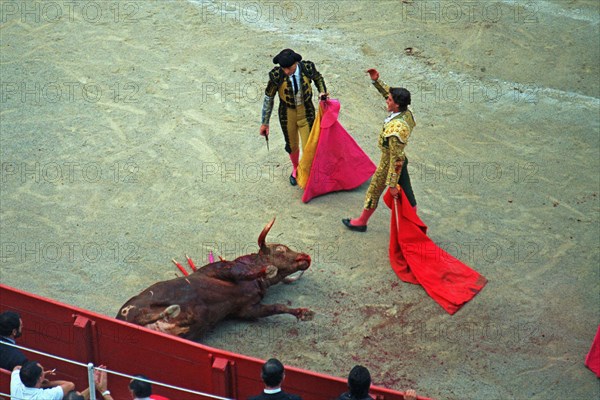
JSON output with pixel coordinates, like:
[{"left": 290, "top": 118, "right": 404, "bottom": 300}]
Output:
[{"left": 342, "top": 218, "right": 367, "bottom": 232}]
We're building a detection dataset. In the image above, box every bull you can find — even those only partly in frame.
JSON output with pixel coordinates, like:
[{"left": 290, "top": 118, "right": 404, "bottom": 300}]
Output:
[{"left": 115, "top": 218, "right": 314, "bottom": 340}]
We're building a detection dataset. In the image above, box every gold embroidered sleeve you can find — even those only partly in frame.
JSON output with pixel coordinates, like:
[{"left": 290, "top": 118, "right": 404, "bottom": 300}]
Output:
[
  {"left": 372, "top": 78, "right": 390, "bottom": 99},
  {"left": 386, "top": 136, "right": 407, "bottom": 187}
]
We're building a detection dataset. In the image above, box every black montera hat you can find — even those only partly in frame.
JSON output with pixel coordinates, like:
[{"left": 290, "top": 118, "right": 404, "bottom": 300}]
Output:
[{"left": 273, "top": 49, "right": 302, "bottom": 68}]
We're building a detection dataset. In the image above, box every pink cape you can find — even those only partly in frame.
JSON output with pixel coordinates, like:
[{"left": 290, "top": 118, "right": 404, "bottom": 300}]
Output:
[
  {"left": 298, "top": 99, "right": 376, "bottom": 203},
  {"left": 384, "top": 189, "right": 487, "bottom": 314},
  {"left": 585, "top": 324, "right": 600, "bottom": 377}
]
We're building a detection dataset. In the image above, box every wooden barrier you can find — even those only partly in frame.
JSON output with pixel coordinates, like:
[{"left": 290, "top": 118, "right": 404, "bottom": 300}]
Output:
[{"left": 0, "top": 284, "right": 424, "bottom": 399}]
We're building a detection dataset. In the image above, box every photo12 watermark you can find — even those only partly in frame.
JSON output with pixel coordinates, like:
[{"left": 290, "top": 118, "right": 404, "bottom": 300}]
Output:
[
  {"left": 26, "top": 320, "right": 140, "bottom": 346},
  {"left": 199, "top": 161, "right": 281, "bottom": 184},
  {"left": 427, "top": 238, "right": 543, "bottom": 265},
  {"left": 193, "top": 240, "right": 339, "bottom": 266},
  {"left": 400, "top": 0, "right": 539, "bottom": 24},
  {"left": 0, "top": 241, "right": 141, "bottom": 264},
  {"left": 407, "top": 81, "right": 540, "bottom": 104},
  {"left": 408, "top": 161, "right": 540, "bottom": 185},
  {"left": 404, "top": 320, "right": 544, "bottom": 346},
  {"left": 1, "top": 160, "right": 140, "bottom": 185},
  {"left": 0, "top": 1, "right": 142, "bottom": 24},
  {"left": 198, "top": 80, "right": 339, "bottom": 104},
  {"left": 200, "top": 81, "right": 263, "bottom": 104},
  {"left": 0, "top": 81, "right": 140, "bottom": 105},
  {"left": 194, "top": 1, "right": 340, "bottom": 24}
]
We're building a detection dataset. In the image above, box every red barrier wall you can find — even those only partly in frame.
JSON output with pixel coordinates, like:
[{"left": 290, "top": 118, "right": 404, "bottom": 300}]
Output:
[{"left": 0, "top": 284, "right": 425, "bottom": 399}]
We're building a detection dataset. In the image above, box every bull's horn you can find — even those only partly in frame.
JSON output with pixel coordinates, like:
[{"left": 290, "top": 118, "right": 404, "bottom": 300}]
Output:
[{"left": 258, "top": 217, "right": 276, "bottom": 249}]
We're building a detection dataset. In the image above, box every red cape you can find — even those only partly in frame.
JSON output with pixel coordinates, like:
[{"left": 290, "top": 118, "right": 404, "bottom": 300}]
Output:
[
  {"left": 585, "top": 324, "right": 600, "bottom": 377},
  {"left": 384, "top": 189, "right": 487, "bottom": 314},
  {"left": 298, "top": 99, "right": 376, "bottom": 203}
]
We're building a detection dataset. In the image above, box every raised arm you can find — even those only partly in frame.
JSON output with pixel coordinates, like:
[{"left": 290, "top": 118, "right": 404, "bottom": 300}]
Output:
[{"left": 367, "top": 68, "right": 390, "bottom": 98}]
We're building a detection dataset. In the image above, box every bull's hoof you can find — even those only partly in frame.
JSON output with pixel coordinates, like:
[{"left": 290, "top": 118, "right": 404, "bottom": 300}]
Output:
[
  {"left": 159, "top": 304, "right": 181, "bottom": 320},
  {"left": 296, "top": 308, "right": 315, "bottom": 321}
]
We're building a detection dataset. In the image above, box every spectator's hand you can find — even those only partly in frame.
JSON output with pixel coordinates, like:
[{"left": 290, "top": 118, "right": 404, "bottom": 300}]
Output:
[
  {"left": 94, "top": 365, "right": 108, "bottom": 392},
  {"left": 366, "top": 68, "right": 379, "bottom": 81},
  {"left": 404, "top": 389, "right": 417, "bottom": 400},
  {"left": 42, "top": 368, "right": 56, "bottom": 385},
  {"left": 260, "top": 124, "right": 269, "bottom": 137}
]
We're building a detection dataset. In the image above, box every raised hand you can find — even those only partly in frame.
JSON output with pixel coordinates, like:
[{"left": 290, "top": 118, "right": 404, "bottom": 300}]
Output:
[{"left": 366, "top": 68, "right": 379, "bottom": 81}]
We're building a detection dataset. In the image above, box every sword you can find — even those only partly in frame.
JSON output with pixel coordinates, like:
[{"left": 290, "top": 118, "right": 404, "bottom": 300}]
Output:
[{"left": 265, "top": 134, "right": 269, "bottom": 152}]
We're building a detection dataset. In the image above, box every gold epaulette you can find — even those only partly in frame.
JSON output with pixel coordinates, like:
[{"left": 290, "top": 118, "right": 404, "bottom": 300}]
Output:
[{"left": 384, "top": 119, "right": 411, "bottom": 143}]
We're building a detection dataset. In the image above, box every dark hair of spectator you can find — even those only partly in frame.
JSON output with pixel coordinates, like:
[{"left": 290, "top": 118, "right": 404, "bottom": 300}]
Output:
[
  {"left": 20, "top": 361, "right": 42, "bottom": 388},
  {"left": 64, "top": 390, "right": 85, "bottom": 400},
  {"left": 261, "top": 358, "right": 285, "bottom": 387},
  {"left": 348, "top": 365, "right": 371, "bottom": 398},
  {"left": 0, "top": 311, "right": 20, "bottom": 336},
  {"left": 129, "top": 374, "right": 152, "bottom": 397}
]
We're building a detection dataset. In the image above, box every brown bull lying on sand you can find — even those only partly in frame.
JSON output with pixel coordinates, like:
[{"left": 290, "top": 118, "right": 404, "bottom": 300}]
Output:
[{"left": 116, "top": 218, "right": 313, "bottom": 340}]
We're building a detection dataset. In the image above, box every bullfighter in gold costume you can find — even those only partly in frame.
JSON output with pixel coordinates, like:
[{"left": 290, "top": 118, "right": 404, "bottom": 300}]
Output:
[
  {"left": 259, "top": 49, "right": 327, "bottom": 186},
  {"left": 343, "top": 68, "right": 416, "bottom": 232}
]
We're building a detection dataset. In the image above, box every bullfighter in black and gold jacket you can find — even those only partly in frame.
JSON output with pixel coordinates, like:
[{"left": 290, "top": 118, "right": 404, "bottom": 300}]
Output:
[{"left": 259, "top": 49, "right": 327, "bottom": 186}]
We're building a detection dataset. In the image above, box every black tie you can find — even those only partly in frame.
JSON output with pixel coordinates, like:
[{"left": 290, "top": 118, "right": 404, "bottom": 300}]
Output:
[{"left": 291, "top": 75, "right": 299, "bottom": 94}]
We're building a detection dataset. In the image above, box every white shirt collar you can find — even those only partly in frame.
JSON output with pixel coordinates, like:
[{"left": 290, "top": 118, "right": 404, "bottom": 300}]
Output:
[
  {"left": 385, "top": 111, "right": 402, "bottom": 123},
  {"left": 264, "top": 388, "right": 282, "bottom": 394}
]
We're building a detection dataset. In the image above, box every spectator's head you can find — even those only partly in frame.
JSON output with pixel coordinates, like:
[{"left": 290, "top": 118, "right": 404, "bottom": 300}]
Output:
[
  {"left": 20, "top": 361, "right": 43, "bottom": 388},
  {"left": 0, "top": 311, "right": 22, "bottom": 338},
  {"left": 129, "top": 374, "right": 152, "bottom": 398},
  {"left": 261, "top": 358, "right": 285, "bottom": 388},
  {"left": 389, "top": 87, "right": 411, "bottom": 112},
  {"left": 347, "top": 365, "right": 371, "bottom": 398},
  {"left": 64, "top": 390, "right": 85, "bottom": 400}
]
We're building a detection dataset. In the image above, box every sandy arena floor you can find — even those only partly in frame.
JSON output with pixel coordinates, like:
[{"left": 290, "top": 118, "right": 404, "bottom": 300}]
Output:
[{"left": 1, "top": 1, "right": 599, "bottom": 399}]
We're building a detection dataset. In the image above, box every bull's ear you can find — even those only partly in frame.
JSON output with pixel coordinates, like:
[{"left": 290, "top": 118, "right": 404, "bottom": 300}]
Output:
[{"left": 258, "top": 217, "right": 276, "bottom": 251}]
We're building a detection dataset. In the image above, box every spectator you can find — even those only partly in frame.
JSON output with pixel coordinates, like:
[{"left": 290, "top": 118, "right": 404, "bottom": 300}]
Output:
[
  {"left": 337, "top": 365, "right": 417, "bottom": 400},
  {"left": 248, "top": 358, "right": 302, "bottom": 400},
  {"left": 10, "top": 360, "right": 74, "bottom": 399},
  {"left": 0, "top": 310, "right": 27, "bottom": 370},
  {"left": 64, "top": 365, "right": 114, "bottom": 400},
  {"left": 129, "top": 374, "right": 170, "bottom": 400}
]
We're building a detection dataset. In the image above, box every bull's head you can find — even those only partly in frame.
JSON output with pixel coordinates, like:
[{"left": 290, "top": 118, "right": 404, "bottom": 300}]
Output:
[{"left": 258, "top": 217, "right": 311, "bottom": 286}]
